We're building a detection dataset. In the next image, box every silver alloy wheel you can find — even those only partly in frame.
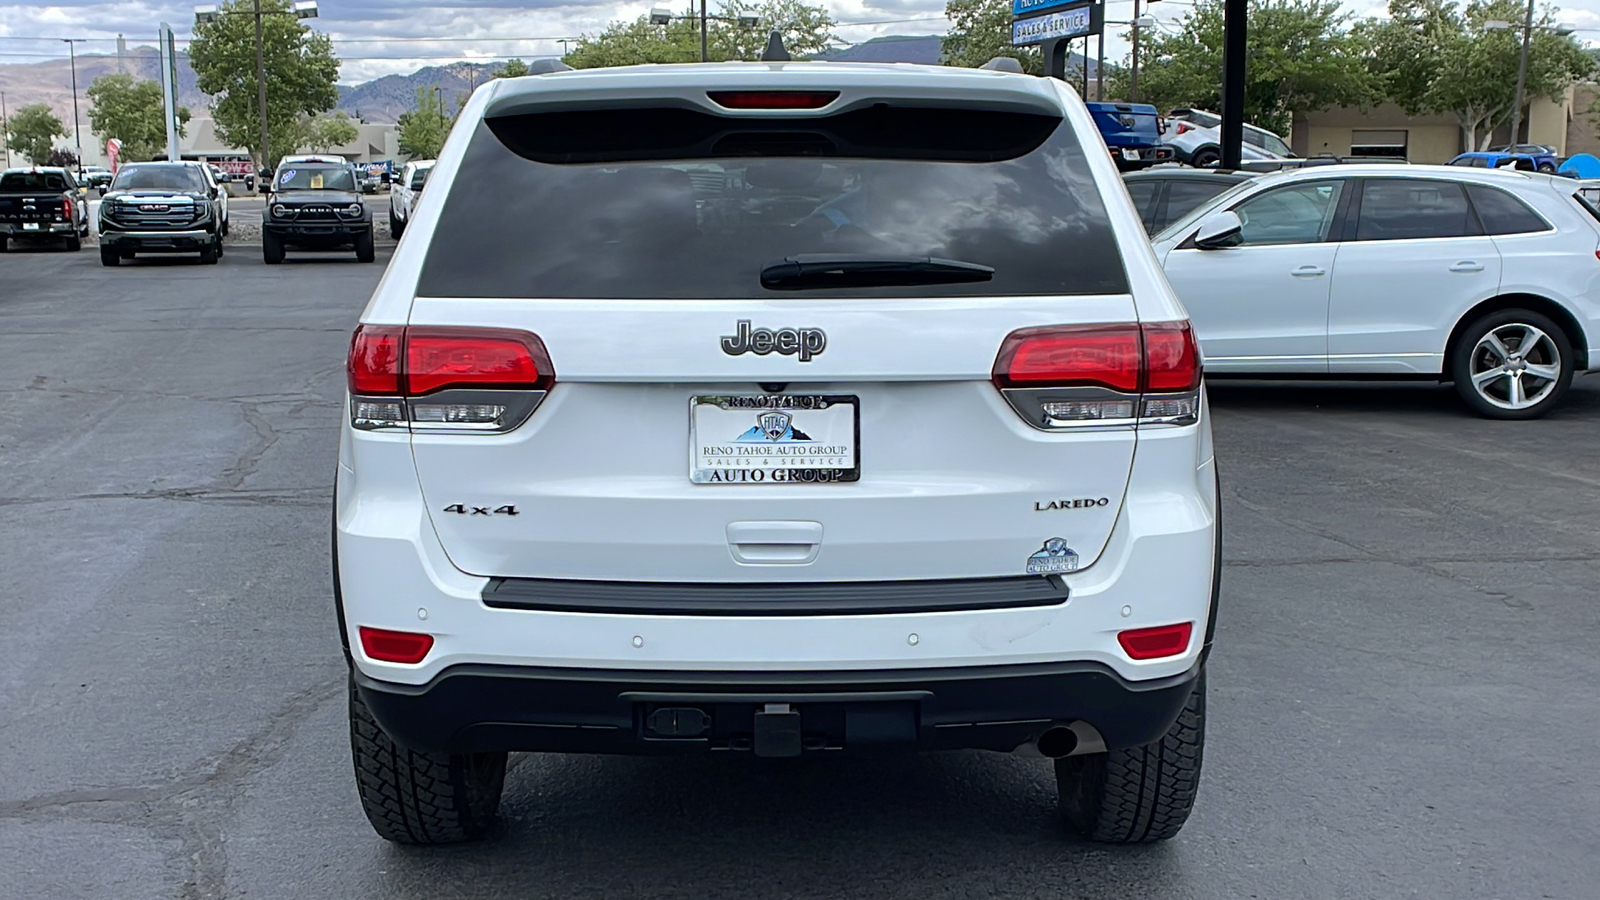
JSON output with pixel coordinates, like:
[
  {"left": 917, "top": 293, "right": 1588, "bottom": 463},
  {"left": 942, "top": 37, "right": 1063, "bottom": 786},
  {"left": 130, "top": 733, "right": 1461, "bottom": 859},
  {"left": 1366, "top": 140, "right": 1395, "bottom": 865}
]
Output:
[{"left": 1468, "top": 323, "right": 1562, "bottom": 411}]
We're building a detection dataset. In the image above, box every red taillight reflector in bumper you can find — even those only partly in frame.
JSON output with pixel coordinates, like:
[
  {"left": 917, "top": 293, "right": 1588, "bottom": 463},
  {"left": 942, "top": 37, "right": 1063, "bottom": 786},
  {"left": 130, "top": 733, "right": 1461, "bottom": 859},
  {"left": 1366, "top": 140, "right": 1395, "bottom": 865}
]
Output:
[
  {"left": 1118, "top": 622, "right": 1194, "bottom": 660},
  {"left": 707, "top": 90, "right": 840, "bottom": 109},
  {"left": 359, "top": 627, "right": 435, "bottom": 664}
]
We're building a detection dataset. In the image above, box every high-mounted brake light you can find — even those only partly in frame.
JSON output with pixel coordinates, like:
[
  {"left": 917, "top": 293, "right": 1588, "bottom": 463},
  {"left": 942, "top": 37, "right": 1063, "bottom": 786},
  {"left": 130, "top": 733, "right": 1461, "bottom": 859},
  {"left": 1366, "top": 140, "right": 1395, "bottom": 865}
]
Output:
[
  {"left": 992, "top": 321, "right": 1202, "bottom": 428},
  {"left": 1118, "top": 622, "right": 1193, "bottom": 660},
  {"left": 358, "top": 626, "right": 434, "bottom": 664},
  {"left": 707, "top": 90, "right": 840, "bottom": 110},
  {"left": 346, "top": 325, "right": 554, "bottom": 433}
]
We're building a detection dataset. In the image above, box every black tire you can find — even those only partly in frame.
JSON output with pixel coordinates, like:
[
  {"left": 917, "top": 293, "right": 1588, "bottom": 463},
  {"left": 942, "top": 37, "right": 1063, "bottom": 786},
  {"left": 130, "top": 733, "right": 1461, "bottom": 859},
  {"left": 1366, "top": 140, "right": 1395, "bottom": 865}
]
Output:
[
  {"left": 200, "top": 240, "right": 219, "bottom": 265},
  {"left": 1190, "top": 147, "right": 1222, "bottom": 168},
  {"left": 64, "top": 232, "right": 82, "bottom": 252},
  {"left": 1450, "top": 308, "right": 1574, "bottom": 420},
  {"left": 262, "top": 230, "right": 285, "bottom": 265},
  {"left": 100, "top": 246, "right": 120, "bottom": 267},
  {"left": 355, "top": 229, "right": 375, "bottom": 263},
  {"left": 349, "top": 675, "right": 506, "bottom": 844},
  {"left": 1056, "top": 672, "right": 1205, "bottom": 843},
  {"left": 221, "top": 217, "right": 230, "bottom": 237},
  {"left": 389, "top": 208, "right": 403, "bottom": 240},
  {"left": 0, "top": 235, "right": 8, "bottom": 252},
  {"left": 1538, "top": 162, "right": 1557, "bottom": 174}
]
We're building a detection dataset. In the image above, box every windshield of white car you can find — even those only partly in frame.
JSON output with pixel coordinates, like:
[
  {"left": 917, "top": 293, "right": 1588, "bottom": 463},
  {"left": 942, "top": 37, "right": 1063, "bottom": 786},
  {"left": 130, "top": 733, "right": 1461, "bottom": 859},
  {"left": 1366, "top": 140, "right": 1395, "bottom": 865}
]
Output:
[
  {"left": 110, "top": 166, "right": 206, "bottom": 192},
  {"left": 276, "top": 165, "right": 356, "bottom": 192},
  {"left": 1153, "top": 176, "right": 1262, "bottom": 243}
]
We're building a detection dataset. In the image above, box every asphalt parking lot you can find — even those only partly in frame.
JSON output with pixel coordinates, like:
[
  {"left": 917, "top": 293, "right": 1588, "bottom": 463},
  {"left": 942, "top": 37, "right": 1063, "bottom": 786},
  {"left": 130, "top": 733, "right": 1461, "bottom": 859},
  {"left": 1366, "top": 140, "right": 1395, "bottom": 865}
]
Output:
[{"left": 1, "top": 249, "right": 1597, "bottom": 900}]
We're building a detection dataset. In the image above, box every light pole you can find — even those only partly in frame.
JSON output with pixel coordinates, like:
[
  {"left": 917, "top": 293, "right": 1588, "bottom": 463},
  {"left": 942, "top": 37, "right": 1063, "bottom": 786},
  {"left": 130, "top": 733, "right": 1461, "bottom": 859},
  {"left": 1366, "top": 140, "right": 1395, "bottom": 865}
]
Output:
[
  {"left": 61, "top": 39, "right": 85, "bottom": 172},
  {"left": 650, "top": 6, "right": 760, "bottom": 61},
  {"left": 1486, "top": 13, "right": 1575, "bottom": 148},
  {"left": 1106, "top": 15, "right": 1156, "bottom": 101},
  {"left": 1, "top": 90, "right": 10, "bottom": 168},
  {"left": 195, "top": 0, "right": 318, "bottom": 176}
]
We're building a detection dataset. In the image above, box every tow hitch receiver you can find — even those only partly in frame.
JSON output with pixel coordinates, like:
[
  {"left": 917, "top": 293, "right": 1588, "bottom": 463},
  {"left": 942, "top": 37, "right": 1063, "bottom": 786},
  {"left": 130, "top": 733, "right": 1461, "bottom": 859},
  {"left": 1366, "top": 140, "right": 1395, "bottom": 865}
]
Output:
[{"left": 753, "top": 703, "right": 803, "bottom": 757}]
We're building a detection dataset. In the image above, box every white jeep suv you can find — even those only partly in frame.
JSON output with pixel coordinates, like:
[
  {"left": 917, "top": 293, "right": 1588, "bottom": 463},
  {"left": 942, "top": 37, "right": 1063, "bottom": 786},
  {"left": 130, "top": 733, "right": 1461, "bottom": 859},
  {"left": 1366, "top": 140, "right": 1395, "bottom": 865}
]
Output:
[{"left": 336, "top": 60, "right": 1220, "bottom": 846}]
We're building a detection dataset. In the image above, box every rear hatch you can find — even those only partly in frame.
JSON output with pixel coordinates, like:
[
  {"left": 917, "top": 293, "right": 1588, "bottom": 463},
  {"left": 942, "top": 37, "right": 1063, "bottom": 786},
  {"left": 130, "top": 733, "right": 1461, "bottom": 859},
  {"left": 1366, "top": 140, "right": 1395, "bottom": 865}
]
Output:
[
  {"left": 0, "top": 171, "right": 70, "bottom": 226},
  {"left": 1086, "top": 102, "right": 1163, "bottom": 149},
  {"left": 390, "top": 83, "right": 1151, "bottom": 582}
]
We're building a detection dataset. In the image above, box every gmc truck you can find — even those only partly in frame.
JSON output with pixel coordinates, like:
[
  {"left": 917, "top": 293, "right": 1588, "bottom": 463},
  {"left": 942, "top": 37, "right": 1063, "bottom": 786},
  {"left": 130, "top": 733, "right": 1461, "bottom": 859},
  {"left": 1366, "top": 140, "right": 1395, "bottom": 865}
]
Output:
[{"left": 0, "top": 167, "right": 89, "bottom": 251}]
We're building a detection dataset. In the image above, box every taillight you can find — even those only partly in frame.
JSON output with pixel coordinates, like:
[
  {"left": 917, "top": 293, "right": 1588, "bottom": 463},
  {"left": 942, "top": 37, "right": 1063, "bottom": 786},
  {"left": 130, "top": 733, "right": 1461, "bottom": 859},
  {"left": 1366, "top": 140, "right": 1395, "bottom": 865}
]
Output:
[
  {"left": 1118, "top": 622, "right": 1193, "bottom": 660},
  {"left": 707, "top": 90, "right": 839, "bottom": 109},
  {"left": 358, "top": 626, "right": 434, "bottom": 664},
  {"left": 346, "top": 325, "right": 554, "bottom": 433},
  {"left": 61, "top": 194, "right": 73, "bottom": 222},
  {"left": 992, "top": 321, "right": 1202, "bottom": 428},
  {"left": 1176, "top": 121, "right": 1192, "bottom": 135}
]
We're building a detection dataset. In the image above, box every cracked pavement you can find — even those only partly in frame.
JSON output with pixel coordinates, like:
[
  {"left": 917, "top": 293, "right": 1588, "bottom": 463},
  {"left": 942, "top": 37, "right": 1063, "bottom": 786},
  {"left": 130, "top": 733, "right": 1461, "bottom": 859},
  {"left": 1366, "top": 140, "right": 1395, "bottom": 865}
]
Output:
[{"left": 1, "top": 248, "right": 1598, "bottom": 899}]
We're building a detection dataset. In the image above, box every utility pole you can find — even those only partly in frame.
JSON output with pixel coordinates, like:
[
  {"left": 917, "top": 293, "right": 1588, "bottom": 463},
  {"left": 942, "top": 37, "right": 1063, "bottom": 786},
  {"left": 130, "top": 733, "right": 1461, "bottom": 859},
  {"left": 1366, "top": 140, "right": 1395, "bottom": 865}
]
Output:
[
  {"left": 1130, "top": 0, "right": 1141, "bottom": 101},
  {"left": 61, "top": 39, "right": 85, "bottom": 171},
  {"left": 1, "top": 91, "right": 10, "bottom": 167},
  {"left": 1507, "top": 0, "right": 1536, "bottom": 146},
  {"left": 254, "top": 0, "right": 271, "bottom": 173},
  {"left": 1096, "top": 34, "right": 1104, "bottom": 101},
  {"left": 1220, "top": 0, "right": 1246, "bottom": 168},
  {"left": 700, "top": 0, "right": 709, "bottom": 62}
]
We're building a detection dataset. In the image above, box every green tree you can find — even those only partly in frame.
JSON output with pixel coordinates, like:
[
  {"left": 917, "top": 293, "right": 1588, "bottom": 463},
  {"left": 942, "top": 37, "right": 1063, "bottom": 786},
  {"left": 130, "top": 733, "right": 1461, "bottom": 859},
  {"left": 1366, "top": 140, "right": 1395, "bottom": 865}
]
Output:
[
  {"left": 396, "top": 86, "right": 453, "bottom": 159},
  {"left": 301, "top": 111, "right": 358, "bottom": 152},
  {"left": 1365, "top": 0, "right": 1593, "bottom": 150},
  {"left": 943, "top": 0, "right": 1041, "bottom": 74},
  {"left": 85, "top": 73, "right": 191, "bottom": 163},
  {"left": 188, "top": 0, "right": 340, "bottom": 169},
  {"left": 6, "top": 103, "right": 67, "bottom": 165},
  {"left": 563, "top": 0, "right": 834, "bottom": 68},
  {"left": 1113, "top": 0, "right": 1375, "bottom": 136},
  {"left": 494, "top": 58, "right": 530, "bottom": 78}
]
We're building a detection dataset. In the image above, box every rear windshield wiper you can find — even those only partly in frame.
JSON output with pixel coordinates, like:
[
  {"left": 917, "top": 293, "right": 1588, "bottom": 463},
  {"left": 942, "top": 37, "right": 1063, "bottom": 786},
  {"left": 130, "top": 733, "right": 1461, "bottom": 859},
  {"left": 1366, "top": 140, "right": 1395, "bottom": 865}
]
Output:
[{"left": 760, "top": 255, "right": 995, "bottom": 291}]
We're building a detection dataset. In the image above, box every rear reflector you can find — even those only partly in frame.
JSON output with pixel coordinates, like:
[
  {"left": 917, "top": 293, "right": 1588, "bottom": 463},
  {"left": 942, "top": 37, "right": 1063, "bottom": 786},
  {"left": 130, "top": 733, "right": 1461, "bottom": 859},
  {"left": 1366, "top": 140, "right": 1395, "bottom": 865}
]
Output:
[
  {"left": 1118, "top": 622, "right": 1194, "bottom": 660},
  {"left": 993, "top": 324, "right": 1143, "bottom": 393},
  {"left": 358, "top": 626, "right": 434, "bottom": 664},
  {"left": 707, "top": 90, "right": 840, "bottom": 110}
]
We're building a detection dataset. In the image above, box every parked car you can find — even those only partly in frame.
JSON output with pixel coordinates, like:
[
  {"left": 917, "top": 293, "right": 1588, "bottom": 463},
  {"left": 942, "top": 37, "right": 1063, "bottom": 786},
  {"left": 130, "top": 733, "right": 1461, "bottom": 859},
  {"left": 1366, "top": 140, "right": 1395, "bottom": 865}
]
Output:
[
  {"left": 1237, "top": 154, "right": 1409, "bottom": 172},
  {"left": 1450, "top": 151, "right": 1549, "bottom": 173},
  {"left": 1164, "top": 109, "right": 1294, "bottom": 168},
  {"left": 0, "top": 167, "right": 90, "bottom": 251},
  {"left": 97, "top": 161, "right": 228, "bottom": 266},
  {"left": 387, "top": 159, "right": 433, "bottom": 238},
  {"left": 1491, "top": 144, "right": 1560, "bottom": 172},
  {"left": 79, "top": 165, "right": 114, "bottom": 191},
  {"left": 338, "top": 60, "right": 1218, "bottom": 846},
  {"left": 262, "top": 157, "right": 374, "bottom": 263},
  {"left": 1151, "top": 165, "right": 1600, "bottom": 418},
  {"left": 1122, "top": 167, "right": 1255, "bottom": 233},
  {"left": 1085, "top": 102, "right": 1175, "bottom": 171}
]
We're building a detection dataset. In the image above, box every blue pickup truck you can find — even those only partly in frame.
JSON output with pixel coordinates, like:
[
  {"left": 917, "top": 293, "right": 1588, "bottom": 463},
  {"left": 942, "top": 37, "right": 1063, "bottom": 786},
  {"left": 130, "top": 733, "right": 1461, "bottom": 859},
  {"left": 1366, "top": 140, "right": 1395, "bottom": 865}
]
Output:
[{"left": 1086, "top": 101, "right": 1175, "bottom": 171}]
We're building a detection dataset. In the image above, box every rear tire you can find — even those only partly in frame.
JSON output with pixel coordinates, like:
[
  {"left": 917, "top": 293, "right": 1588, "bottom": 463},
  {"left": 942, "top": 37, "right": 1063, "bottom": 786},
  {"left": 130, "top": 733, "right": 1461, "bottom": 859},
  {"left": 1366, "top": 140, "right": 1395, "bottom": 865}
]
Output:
[
  {"left": 262, "top": 230, "right": 284, "bottom": 265},
  {"left": 0, "top": 235, "right": 8, "bottom": 252},
  {"left": 1190, "top": 147, "right": 1222, "bottom": 168},
  {"left": 1450, "top": 308, "right": 1574, "bottom": 419},
  {"left": 65, "top": 232, "right": 81, "bottom": 252},
  {"left": 1538, "top": 162, "right": 1557, "bottom": 174},
  {"left": 100, "top": 246, "right": 120, "bottom": 266},
  {"left": 389, "top": 208, "right": 403, "bottom": 240},
  {"left": 355, "top": 229, "right": 375, "bottom": 263},
  {"left": 1055, "top": 672, "right": 1205, "bottom": 843},
  {"left": 349, "top": 675, "right": 506, "bottom": 844}
]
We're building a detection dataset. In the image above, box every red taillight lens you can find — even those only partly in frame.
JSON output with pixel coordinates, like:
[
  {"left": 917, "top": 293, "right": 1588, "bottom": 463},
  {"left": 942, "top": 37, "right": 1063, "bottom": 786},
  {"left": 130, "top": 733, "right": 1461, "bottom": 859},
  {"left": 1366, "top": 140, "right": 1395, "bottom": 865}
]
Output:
[
  {"left": 707, "top": 90, "right": 840, "bottom": 109},
  {"left": 62, "top": 194, "right": 73, "bottom": 222},
  {"left": 1142, "top": 321, "right": 1202, "bottom": 392},
  {"left": 1117, "top": 622, "right": 1193, "bottom": 660},
  {"left": 1176, "top": 121, "right": 1192, "bottom": 134},
  {"left": 348, "top": 325, "right": 403, "bottom": 394},
  {"left": 993, "top": 324, "right": 1143, "bottom": 393},
  {"left": 405, "top": 327, "right": 553, "bottom": 395},
  {"left": 358, "top": 627, "right": 434, "bottom": 664}
]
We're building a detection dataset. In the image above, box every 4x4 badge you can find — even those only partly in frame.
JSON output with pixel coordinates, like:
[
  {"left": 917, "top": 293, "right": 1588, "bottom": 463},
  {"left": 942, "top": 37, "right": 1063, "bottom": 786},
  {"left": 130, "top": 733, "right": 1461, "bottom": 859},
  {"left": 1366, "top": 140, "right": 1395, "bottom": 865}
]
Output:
[
  {"left": 1026, "top": 538, "right": 1080, "bottom": 574},
  {"left": 720, "top": 320, "right": 826, "bottom": 362}
]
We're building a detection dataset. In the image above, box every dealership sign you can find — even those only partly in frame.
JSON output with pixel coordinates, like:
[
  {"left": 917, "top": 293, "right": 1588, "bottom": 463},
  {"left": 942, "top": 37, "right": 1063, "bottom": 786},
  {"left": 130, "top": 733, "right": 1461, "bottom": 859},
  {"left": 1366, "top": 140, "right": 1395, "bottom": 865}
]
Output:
[
  {"left": 1011, "top": 3, "right": 1102, "bottom": 45},
  {"left": 1012, "top": 0, "right": 1089, "bottom": 16}
]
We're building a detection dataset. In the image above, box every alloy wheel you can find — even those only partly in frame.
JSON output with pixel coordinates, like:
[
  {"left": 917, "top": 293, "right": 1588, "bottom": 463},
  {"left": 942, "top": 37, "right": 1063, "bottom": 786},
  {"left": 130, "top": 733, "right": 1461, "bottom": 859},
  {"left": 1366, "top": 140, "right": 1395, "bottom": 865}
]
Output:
[{"left": 1468, "top": 323, "right": 1562, "bottom": 411}]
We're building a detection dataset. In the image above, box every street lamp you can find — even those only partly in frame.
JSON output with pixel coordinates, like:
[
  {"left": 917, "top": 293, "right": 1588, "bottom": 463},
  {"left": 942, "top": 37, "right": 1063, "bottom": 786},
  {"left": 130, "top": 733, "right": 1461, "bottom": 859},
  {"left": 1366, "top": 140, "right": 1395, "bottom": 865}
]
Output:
[
  {"left": 1486, "top": 7, "right": 1574, "bottom": 150},
  {"left": 1103, "top": 15, "right": 1156, "bottom": 102},
  {"left": 61, "top": 39, "right": 85, "bottom": 173},
  {"left": 195, "top": 0, "right": 318, "bottom": 177},
  {"left": 648, "top": 6, "right": 759, "bottom": 61}
]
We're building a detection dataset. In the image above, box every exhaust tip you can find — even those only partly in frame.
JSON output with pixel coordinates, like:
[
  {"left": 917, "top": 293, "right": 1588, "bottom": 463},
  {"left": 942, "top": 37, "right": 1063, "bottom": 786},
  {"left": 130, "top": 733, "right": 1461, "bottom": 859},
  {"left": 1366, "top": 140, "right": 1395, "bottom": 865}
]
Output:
[{"left": 1035, "top": 726, "right": 1079, "bottom": 759}]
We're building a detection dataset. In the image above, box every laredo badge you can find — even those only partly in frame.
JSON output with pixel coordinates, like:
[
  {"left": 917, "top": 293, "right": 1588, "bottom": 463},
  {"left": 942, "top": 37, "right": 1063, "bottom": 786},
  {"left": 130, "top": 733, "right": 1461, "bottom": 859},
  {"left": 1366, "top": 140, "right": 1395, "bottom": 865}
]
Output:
[{"left": 1026, "top": 538, "right": 1080, "bottom": 574}]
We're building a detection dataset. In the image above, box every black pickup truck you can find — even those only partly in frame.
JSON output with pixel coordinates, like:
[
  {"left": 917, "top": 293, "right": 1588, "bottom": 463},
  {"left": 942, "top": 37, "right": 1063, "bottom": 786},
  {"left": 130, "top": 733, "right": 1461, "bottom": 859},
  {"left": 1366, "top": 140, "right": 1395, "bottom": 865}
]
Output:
[{"left": 0, "top": 167, "right": 90, "bottom": 251}]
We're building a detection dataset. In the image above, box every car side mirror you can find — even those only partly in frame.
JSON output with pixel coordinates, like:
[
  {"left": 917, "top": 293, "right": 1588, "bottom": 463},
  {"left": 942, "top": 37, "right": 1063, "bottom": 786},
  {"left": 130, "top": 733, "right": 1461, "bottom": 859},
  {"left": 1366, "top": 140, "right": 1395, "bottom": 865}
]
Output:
[{"left": 1194, "top": 211, "right": 1243, "bottom": 250}]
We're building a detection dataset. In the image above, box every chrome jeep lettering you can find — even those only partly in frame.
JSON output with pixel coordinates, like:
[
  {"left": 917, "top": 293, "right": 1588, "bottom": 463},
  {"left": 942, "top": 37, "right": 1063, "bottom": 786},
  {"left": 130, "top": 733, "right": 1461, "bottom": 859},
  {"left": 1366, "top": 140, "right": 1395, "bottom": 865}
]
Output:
[{"left": 720, "top": 320, "right": 827, "bottom": 362}]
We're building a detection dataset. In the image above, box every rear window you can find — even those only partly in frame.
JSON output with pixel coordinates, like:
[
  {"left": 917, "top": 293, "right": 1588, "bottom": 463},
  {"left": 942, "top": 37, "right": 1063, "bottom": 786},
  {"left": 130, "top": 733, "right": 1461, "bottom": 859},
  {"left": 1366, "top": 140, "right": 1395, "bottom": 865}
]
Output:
[
  {"left": 277, "top": 164, "right": 355, "bottom": 192},
  {"left": 112, "top": 166, "right": 206, "bottom": 192},
  {"left": 1466, "top": 184, "right": 1549, "bottom": 235},
  {"left": 0, "top": 171, "right": 71, "bottom": 192},
  {"left": 417, "top": 105, "right": 1129, "bottom": 299}
]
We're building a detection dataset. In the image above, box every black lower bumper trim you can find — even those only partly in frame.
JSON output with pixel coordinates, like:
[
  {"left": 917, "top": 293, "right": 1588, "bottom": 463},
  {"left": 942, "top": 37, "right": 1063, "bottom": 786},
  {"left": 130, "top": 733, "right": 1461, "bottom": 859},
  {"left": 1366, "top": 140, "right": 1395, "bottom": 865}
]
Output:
[
  {"left": 482, "top": 574, "right": 1069, "bottom": 616},
  {"left": 355, "top": 660, "right": 1201, "bottom": 756}
]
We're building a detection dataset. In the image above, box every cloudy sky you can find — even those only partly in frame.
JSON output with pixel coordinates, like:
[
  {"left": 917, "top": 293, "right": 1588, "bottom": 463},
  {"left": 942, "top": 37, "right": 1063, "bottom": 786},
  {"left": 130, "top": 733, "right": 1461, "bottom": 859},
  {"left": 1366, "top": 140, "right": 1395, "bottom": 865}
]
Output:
[{"left": 3, "top": 0, "right": 1600, "bottom": 84}]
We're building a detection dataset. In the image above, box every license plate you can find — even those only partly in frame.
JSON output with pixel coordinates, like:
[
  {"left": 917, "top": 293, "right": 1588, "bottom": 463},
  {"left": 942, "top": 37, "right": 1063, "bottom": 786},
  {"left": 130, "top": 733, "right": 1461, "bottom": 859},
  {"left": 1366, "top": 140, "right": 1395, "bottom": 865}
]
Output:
[
  {"left": 22, "top": 223, "right": 39, "bottom": 231},
  {"left": 690, "top": 395, "right": 859, "bottom": 484},
  {"left": 1123, "top": 149, "right": 1141, "bottom": 161}
]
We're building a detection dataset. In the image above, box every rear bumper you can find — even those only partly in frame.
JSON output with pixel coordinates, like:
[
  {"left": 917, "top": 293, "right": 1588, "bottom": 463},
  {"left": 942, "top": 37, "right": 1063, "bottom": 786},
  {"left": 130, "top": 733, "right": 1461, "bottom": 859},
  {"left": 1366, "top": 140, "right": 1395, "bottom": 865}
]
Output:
[
  {"left": 1109, "top": 145, "right": 1176, "bottom": 170},
  {"left": 355, "top": 658, "right": 1202, "bottom": 755},
  {"left": 1, "top": 221, "right": 75, "bottom": 236}
]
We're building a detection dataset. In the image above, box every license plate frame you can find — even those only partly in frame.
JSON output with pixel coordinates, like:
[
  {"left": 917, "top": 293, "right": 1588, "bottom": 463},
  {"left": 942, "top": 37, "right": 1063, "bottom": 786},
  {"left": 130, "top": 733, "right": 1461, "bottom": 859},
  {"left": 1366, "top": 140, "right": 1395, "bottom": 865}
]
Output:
[
  {"left": 22, "top": 222, "right": 40, "bottom": 231},
  {"left": 689, "top": 394, "right": 860, "bottom": 485},
  {"left": 1123, "top": 148, "right": 1141, "bottom": 161}
]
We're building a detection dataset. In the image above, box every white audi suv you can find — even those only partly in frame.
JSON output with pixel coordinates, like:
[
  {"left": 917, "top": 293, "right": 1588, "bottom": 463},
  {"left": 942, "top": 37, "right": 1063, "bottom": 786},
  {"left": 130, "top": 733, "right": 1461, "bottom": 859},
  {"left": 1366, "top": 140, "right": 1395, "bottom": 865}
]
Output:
[{"left": 335, "top": 59, "right": 1220, "bottom": 845}]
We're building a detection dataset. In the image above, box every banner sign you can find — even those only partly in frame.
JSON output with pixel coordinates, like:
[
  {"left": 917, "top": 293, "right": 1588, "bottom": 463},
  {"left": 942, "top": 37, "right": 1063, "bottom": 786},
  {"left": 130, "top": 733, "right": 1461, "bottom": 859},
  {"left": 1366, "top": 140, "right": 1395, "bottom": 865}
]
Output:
[
  {"left": 1011, "top": 3, "right": 1102, "bottom": 44},
  {"left": 1012, "top": 0, "right": 1092, "bottom": 17}
]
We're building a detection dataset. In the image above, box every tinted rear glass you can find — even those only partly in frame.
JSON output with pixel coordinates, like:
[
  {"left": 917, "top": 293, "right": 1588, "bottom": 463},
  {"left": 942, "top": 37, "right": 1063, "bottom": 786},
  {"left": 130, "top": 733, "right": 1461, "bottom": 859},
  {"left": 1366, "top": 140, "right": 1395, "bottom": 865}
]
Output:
[
  {"left": 277, "top": 164, "right": 355, "bottom": 192},
  {"left": 1, "top": 171, "right": 71, "bottom": 192},
  {"left": 112, "top": 166, "right": 206, "bottom": 192},
  {"left": 417, "top": 105, "right": 1129, "bottom": 299},
  {"left": 1466, "top": 184, "right": 1549, "bottom": 234}
]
